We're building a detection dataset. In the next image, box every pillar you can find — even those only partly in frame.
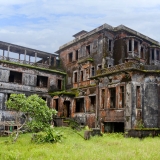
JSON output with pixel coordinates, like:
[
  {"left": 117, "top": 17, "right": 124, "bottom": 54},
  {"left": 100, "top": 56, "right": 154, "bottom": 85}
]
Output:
[
  {"left": 7, "top": 45, "right": 10, "bottom": 58},
  {"left": 49, "top": 55, "right": 51, "bottom": 65},
  {"left": 154, "top": 48, "right": 156, "bottom": 61},
  {"left": 132, "top": 39, "right": 134, "bottom": 57},
  {"left": 138, "top": 42, "right": 141, "bottom": 58},
  {"left": 24, "top": 50, "right": 26, "bottom": 62}
]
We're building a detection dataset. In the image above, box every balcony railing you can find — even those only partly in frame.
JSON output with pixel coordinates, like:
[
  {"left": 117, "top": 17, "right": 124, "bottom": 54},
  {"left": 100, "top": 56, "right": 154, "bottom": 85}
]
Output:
[
  {"left": 0, "top": 55, "right": 50, "bottom": 69},
  {"left": 102, "top": 62, "right": 143, "bottom": 74}
]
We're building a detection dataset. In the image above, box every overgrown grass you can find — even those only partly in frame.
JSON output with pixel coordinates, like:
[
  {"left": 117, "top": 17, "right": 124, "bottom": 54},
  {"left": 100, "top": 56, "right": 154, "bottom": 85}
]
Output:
[{"left": 0, "top": 127, "right": 160, "bottom": 160}]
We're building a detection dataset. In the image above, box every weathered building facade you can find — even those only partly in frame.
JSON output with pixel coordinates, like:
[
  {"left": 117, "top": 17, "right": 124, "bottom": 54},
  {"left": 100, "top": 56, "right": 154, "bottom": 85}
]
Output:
[
  {"left": 55, "top": 24, "right": 160, "bottom": 132},
  {"left": 0, "top": 41, "right": 66, "bottom": 122}
]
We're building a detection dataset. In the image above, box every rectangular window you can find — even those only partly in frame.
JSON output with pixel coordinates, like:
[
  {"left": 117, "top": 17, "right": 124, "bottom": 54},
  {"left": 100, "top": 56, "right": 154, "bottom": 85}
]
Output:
[
  {"left": 119, "top": 86, "right": 124, "bottom": 108},
  {"left": 136, "top": 86, "right": 141, "bottom": 108},
  {"left": 75, "top": 50, "right": 78, "bottom": 60},
  {"left": 141, "top": 47, "right": 144, "bottom": 59},
  {"left": 86, "top": 45, "right": 90, "bottom": 55},
  {"left": 74, "top": 72, "right": 78, "bottom": 83},
  {"left": 89, "top": 96, "right": 96, "bottom": 112},
  {"left": 152, "top": 49, "right": 154, "bottom": 60},
  {"left": 9, "top": 71, "right": 22, "bottom": 84},
  {"left": 156, "top": 50, "right": 159, "bottom": 60},
  {"left": 58, "top": 79, "right": 62, "bottom": 90},
  {"left": 81, "top": 71, "right": 83, "bottom": 81},
  {"left": 134, "top": 41, "right": 138, "bottom": 52},
  {"left": 109, "top": 88, "right": 116, "bottom": 108},
  {"left": 76, "top": 98, "right": 84, "bottom": 113},
  {"left": 129, "top": 40, "right": 132, "bottom": 51},
  {"left": 101, "top": 89, "right": 105, "bottom": 109},
  {"left": 37, "top": 75, "right": 48, "bottom": 87},
  {"left": 91, "top": 67, "right": 95, "bottom": 76},
  {"left": 109, "top": 39, "right": 112, "bottom": 51},
  {"left": 68, "top": 52, "right": 73, "bottom": 62}
]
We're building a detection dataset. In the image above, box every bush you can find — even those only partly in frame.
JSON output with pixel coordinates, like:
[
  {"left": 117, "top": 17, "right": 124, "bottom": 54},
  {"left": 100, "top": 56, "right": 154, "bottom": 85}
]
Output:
[{"left": 31, "top": 127, "right": 64, "bottom": 143}]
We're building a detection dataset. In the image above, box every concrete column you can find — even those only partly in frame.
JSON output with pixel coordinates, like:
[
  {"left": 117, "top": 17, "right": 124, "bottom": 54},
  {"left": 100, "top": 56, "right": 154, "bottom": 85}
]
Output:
[
  {"left": 24, "top": 50, "right": 26, "bottom": 62},
  {"left": 35, "top": 52, "right": 37, "bottom": 63},
  {"left": 3, "top": 50, "right": 4, "bottom": 57},
  {"left": 49, "top": 55, "right": 51, "bottom": 65},
  {"left": 7, "top": 45, "right": 10, "bottom": 58},
  {"left": 154, "top": 48, "right": 156, "bottom": 61},
  {"left": 54, "top": 56, "right": 57, "bottom": 66},
  {"left": 19, "top": 53, "right": 20, "bottom": 62},
  {"left": 132, "top": 39, "right": 134, "bottom": 57},
  {"left": 127, "top": 39, "right": 129, "bottom": 52}
]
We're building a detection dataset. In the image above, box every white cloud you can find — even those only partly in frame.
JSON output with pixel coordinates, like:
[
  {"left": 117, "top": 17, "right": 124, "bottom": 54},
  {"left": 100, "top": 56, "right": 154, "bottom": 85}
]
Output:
[{"left": 0, "top": 0, "right": 159, "bottom": 53}]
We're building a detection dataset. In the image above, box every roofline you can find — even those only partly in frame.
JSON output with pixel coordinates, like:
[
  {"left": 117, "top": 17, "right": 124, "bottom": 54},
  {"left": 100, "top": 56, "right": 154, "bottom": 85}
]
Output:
[
  {"left": 55, "top": 23, "right": 160, "bottom": 53},
  {"left": 0, "top": 40, "right": 58, "bottom": 57}
]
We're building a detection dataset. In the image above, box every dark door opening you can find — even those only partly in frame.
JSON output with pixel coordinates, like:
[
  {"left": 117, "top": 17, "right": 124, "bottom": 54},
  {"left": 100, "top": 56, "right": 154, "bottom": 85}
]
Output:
[
  {"left": 104, "top": 122, "right": 124, "bottom": 133},
  {"left": 54, "top": 99, "right": 58, "bottom": 111},
  {"left": 76, "top": 98, "right": 84, "bottom": 112},
  {"left": 63, "top": 101, "right": 70, "bottom": 117}
]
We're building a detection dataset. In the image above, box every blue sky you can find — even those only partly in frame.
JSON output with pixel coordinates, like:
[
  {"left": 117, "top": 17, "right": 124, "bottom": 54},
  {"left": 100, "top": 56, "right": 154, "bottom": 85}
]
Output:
[{"left": 0, "top": 0, "right": 160, "bottom": 53}]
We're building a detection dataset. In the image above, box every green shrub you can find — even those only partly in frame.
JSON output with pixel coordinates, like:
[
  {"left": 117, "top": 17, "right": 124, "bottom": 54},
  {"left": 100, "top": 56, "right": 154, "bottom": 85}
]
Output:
[{"left": 31, "top": 127, "right": 64, "bottom": 143}]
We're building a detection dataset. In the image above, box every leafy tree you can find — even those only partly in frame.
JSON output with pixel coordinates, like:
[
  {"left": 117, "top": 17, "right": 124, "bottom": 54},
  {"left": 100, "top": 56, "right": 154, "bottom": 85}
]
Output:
[{"left": 6, "top": 94, "right": 57, "bottom": 135}]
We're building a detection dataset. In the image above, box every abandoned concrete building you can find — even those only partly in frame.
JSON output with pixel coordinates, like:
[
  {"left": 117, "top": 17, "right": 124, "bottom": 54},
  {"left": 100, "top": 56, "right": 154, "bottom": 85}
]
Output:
[
  {"left": 0, "top": 41, "right": 66, "bottom": 123},
  {"left": 55, "top": 23, "right": 160, "bottom": 133},
  {"left": 0, "top": 23, "right": 160, "bottom": 133}
]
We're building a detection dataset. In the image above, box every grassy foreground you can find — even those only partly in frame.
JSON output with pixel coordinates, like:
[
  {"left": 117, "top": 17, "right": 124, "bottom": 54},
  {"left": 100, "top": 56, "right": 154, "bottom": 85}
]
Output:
[{"left": 0, "top": 127, "right": 160, "bottom": 160}]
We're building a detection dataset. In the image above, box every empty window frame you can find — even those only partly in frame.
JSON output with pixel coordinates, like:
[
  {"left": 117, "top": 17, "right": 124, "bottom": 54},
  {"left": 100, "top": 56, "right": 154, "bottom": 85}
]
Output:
[
  {"left": 119, "top": 86, "right": 124, "bottom": 108},
  {"left": 141, "top": 47, "right": 144, "bottom": 59},
  {"left": 37, "top": 75, "right": 48, "bottom": 87},
  {"left": 75, "top": 50, "right": 78, "bottom": 60},
  {"left": 68, "top": 52, "right": 73, "bottom": 62},
  {"left": 58, "top": 79, "right": 62, "bottom": 90},
  {"left": 109, "top": 88, "right": 116, "bottom": 108},
  {"left": 97, "top": 64, "right": 102, "bottom": 70},
  {"left": 109, "top": 39, "right": 112, "bottom": 51},
  {"left": 129, "top": 40, "right": 132, "bottom": 51},
  {"left": 136, "top": 86, "right": 141, "bottom": 108},
  {"left": 156, "top": 50, "right": 159, "bottom": 60},
  {"left": 89, "top": 96, "right": 96, "bottom": 112},
  {"left": 75, "top": 98, "right": 84, "bottom": 112},
  {"left": 101, "top": 89, "right": 105, "bottom": 109},
  {"left": 91, "top": 67, "right": 95, "bottom": 76},
  {"left": 86, "top": 45, "right": 91, "bottom": 55},
  {"left": 134, "top": 41, "right": 138, "bottom": 52},
  {"left": 9, "top": 71, "right": 22, "bottom": 84},
  {"left": 74, "top": 72, "right": 78, "bottom": 83},
  {"left": 80, "top": 70, "right": 83, "bottom": 81},
  {"left": 152, "top": 49, "right": 154, "bottom": 60}
]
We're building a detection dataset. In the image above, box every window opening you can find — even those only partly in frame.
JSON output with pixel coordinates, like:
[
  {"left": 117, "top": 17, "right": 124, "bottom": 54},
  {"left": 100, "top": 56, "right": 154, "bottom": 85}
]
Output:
[
  {"left": 152, "top": 49, "right": 154, "bottom": 60},
  {"left": 141, "top": 47, "right": 144, "bottom": 59},
  {"left": 91, "top": 67, "right": 95, "bottom": 76},
  {"left": 81, "top": 71, "right": 83, "bottom": 81},
  {"left": 58, "top": 79, "right": 62, "bottom": 90},
  {"left": 89, "top": 96, "right": 96, "bottom": 112},
  {"left": 109, "top": 39, "right": 112, "bottom": 51},
  {"left": 86, "top": 45, "right": 90, "bottom": 55},
  {"left": 75, "top": 50, "right": 78, "bottom": 60},
  {"left": 9, "top": 71, "right": 22, "bottom": 84},
  {"left": 76, "top": 98, "right": 84, "bottom": 112},
  {"left": 74, "top": 72, "right": 78, "bottom": 83},
  {"left": 129, "top": 40, "right": 132, "bottom": 51},
  {"left": 156, "top": 50, "right": 159, "bottom": 60},
  {"left": 101, "top": 89, "right": 105, "bottom": 109},
  {"left": 119, "top": 86, "right": 124, "bottom": 108},
  {"left": 134, "top": 41, "right": 138, "bottom": 52},
  {"left": 36, "top": 75, "right": 48, "bottom": 87},
  {"left": 68, "top": 52, "right": 73, "bottom": 62},
  {"left": 109, "top": 88, "right": 116, "bottom": 108},
  {"left": 136, "top": 86, "right": 141, "bottom": 108}
]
